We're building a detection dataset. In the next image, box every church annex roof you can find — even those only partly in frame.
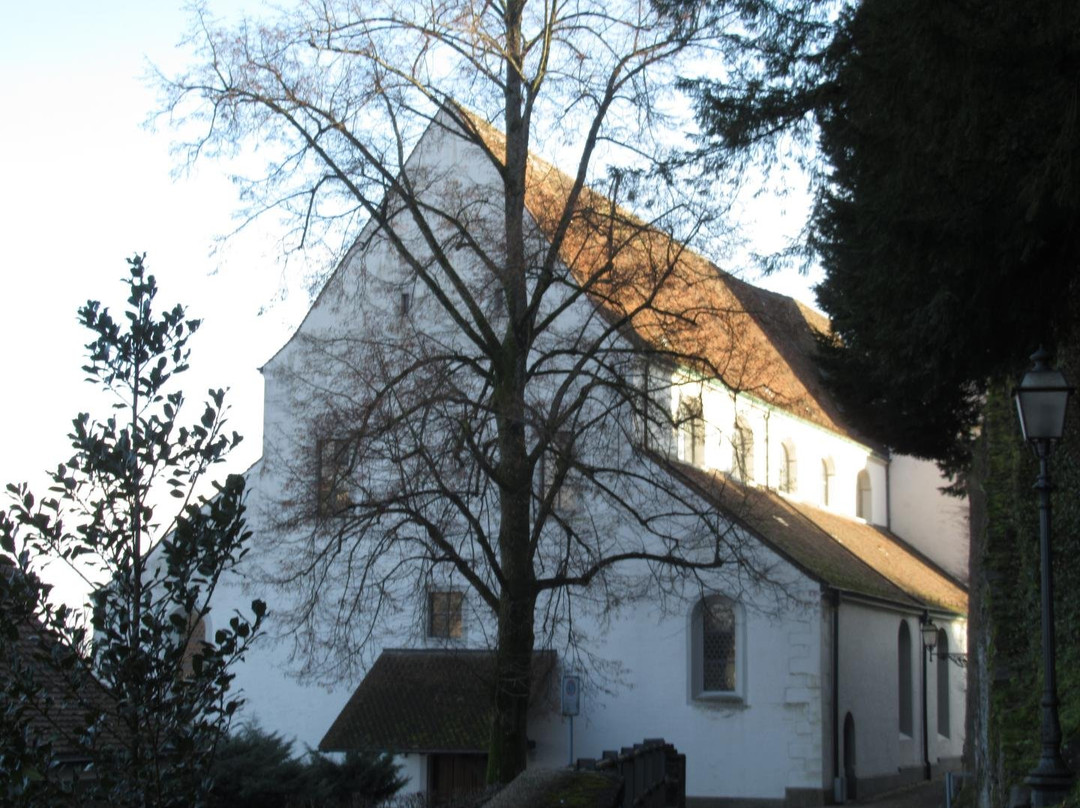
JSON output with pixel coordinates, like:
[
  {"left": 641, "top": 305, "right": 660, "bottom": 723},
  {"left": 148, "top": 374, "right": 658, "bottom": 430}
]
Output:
[
  {"left": 319, "top": 649, "right": 557, "bottom": 754},
  {"left": 671, "top": 462, "right": 967, "bottom": 615}
]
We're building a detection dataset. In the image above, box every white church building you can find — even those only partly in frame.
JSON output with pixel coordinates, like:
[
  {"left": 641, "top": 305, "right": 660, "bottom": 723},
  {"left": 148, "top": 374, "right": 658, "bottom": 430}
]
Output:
[{"left": 207, "top": 110, "right": 969, "bottom": 806}]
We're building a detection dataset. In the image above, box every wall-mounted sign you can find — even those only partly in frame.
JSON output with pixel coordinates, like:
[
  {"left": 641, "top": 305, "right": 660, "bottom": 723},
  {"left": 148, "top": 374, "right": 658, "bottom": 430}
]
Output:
[{"left": 561, "top": 673, "right": 581, "bottom": 716}]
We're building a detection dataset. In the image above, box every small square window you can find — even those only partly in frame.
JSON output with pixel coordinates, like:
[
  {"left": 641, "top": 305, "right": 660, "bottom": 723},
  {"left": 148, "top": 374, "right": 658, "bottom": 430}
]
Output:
[{"left": 428, "top": 591, "right": 464, "bottom": 639}]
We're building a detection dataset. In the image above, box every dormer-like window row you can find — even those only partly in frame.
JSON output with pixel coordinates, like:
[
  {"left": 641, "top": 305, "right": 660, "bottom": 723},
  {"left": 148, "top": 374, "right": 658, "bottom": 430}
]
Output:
[{"left": 668, "top": 377, "right": 882, "bottom": 525}]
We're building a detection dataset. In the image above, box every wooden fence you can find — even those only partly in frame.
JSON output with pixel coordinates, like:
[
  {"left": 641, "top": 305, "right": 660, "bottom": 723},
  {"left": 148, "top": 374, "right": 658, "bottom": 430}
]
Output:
[{"left": 575, "top": 738, "right": 686, "bottom": 808}]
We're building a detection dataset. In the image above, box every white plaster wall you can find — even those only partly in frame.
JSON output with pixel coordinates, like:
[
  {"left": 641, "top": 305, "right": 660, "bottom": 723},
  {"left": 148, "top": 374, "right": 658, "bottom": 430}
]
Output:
[
  {"left": 927, "top": 619, "right": 967, "bottom": 764},
  {"left": 835, "top": 601, "right": 966, "bottom": 788},
  {"left": 523, "top": 569, "right": 824, "bottom": 801},
  {"left": 202, "top": 488, "right": 357, "bottom": 749},
  {"left": 395, "top": 755, "right": 427, "bottom": 801},
  {"left": 214, "top": 112, "right": 969, "bottom": 804},
  {"left": 888, "top": 455, "right": 970, "bottom": 582},
  {"left": 686, "top": 380, "right": 890, "bottom": 528}
]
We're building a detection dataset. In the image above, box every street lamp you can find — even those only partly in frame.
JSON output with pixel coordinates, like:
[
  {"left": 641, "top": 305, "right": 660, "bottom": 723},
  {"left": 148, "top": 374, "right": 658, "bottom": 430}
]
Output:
[
  {"left": 920, "top": 616, "right": 967, "bottom": 667},
  {"left": 1014, "top": 347, "right": 1075, "bottom": 807}
]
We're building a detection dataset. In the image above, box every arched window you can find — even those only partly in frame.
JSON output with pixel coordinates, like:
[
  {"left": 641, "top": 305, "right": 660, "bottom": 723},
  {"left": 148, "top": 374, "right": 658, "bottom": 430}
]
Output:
[
  {"left": 733, "top": 417, "right": 755, "bottom": 482},
  {"left": 821, "top": 457, "right": 836, "bottom": 507},
  {"left": 779, "top": 441, "right": 797, "bottom": 494},
  {"left": 691, "top": 595, "right": 742, "bottom": 699},
  {"left": 856, "top": 470, "right": 872, "bottom": 521},
  {"left": 937, "top": 629, "right": 950, "bottom": 737},
  {"left": 898, "top": 621, "right": 913, "bottom": 736},
  {"left": 677, "top": 394, "right": 705, "bottom": 467}
]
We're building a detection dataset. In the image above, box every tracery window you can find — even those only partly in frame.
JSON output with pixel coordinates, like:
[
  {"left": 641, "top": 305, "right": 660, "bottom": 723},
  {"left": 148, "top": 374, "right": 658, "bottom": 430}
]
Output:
[{"left": 691, "top": 595, "right": 743, "bottom": 699}]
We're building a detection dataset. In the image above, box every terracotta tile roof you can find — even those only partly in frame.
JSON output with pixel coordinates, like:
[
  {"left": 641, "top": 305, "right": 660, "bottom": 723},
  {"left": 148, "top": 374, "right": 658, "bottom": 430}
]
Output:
[
  {"left": 319, "top": 649, "right": 557, "bottom": 754},
  {"left": 671, "top": 462, "right": 967, "bottom": 614},
  {"left": 3, "top": 617, "right": 119, "bottom": 762},
  {"left": 459, "top": 112, "right": 859, "bottom": 441}
]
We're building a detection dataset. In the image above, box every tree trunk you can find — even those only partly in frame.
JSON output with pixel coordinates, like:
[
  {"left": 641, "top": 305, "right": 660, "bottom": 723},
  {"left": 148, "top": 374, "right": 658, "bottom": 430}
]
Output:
[
  {"left": 487, "top": 584, "right": 537, "bottom": 783},
  {"left": 487, "top": 0, "right": 537, "bottom": 784}
]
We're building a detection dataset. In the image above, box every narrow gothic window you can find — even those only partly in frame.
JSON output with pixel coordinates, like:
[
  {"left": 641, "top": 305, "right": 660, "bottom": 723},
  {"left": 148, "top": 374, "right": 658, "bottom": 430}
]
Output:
[
  {"left": 898, "top": 621, "right": 913, "bottom": 736},
  {"left": 821, "top": 458, "right": 835, "bottom": 507},
  {"left": 702, "top": 598, "right": 736, "bottom": 691},
  {"left": 733, "top": 417, "right": 755, "bottom": 482},
  {"left": 856, "top": 470, "right": 872, "bottom": 521},
  {"left": 677, "top": 394, "right": 705, "bottom": 467},
  {"left": 937, "top": 629, "right": 950, "bottom": 737},
  {"left": 779, "top": 441, "right": 797, "bottom": 493},
  {"left": 692, "top": 595, "right": 741, "bottom": 698}
]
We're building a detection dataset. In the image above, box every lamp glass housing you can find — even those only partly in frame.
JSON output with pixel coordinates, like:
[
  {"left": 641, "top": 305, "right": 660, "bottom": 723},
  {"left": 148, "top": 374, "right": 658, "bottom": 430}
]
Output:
[
  {"left": 920, "top": 621, "right": 939, "bottom": 649},
  {"left": 1015, "top": 361, "right": 1072, "bottom": 442}
]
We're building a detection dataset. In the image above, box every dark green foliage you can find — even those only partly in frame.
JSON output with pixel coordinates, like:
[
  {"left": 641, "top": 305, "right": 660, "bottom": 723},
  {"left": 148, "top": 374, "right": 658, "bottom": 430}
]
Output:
[
  {"left": 0, "top": 256, "right": 265, "bottom": 807},
  {"left": 688, "top": 0, "right": 1080, "bottom": 471},
  {"left": 209, "top": 725, "right": 405, "bottom": 808},
  {"left": 810, "top": 0, "right": 1080, "bottom": 471},
  {"left": 305, "top": 749, "right": 408, "bottom": 807},
  {"left": 209, "top": 726, "right": 309, "bottom": 808},
  {"left": 979, "top": 338, "right": 1080, "bottom": 802}
]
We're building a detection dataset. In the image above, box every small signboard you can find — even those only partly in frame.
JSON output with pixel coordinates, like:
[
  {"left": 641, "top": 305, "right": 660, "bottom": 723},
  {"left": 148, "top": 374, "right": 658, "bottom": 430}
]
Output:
[{"left": 561, "top": 673, "right": 581, "bottom": 716}]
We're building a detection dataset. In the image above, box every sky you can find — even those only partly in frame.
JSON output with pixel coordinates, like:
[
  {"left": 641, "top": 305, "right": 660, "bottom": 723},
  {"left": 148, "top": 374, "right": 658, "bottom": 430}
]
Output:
[{"left": 0, "top": 0, "right": 820, "bottom": 603}]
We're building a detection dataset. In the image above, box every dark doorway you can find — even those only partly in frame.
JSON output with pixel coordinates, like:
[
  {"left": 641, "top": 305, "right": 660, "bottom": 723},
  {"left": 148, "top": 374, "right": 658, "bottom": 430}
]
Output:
[
  {"left": 844, "top": 712, "right": 857, "bottom": 800},
  {"left": 429, "top": 753, "right": 488, "bottom": 804}
]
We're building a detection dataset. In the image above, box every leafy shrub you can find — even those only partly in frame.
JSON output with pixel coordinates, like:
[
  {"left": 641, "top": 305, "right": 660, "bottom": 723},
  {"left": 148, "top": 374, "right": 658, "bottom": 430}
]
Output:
[{"left": 210, "top": 724, "right": 405, "bottom": 807}]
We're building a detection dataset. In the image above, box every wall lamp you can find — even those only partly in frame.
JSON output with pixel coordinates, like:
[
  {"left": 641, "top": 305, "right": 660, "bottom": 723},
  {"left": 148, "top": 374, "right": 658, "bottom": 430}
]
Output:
[{"left": 919, "top": 616, "right": 966, "bottom": 668}]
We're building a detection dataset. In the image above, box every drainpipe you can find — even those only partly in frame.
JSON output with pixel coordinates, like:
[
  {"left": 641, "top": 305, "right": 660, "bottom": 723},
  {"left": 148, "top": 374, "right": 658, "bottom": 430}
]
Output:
[
  {"left": 885, "top": 449, "right": 892, "bottom": 532},
  {"left": 764, "top": 409, "right": 771, "bottom": 487},
  {"left": 921, "top": 611, "right": 932, "bottom": 781},
  {"left": 832, "top": 589, "right": 842, "bottom": 797}
]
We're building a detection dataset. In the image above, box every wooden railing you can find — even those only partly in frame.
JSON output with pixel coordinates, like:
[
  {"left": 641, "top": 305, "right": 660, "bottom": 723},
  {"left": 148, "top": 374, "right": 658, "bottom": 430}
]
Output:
[{"left": 575, "top": 738, "right": 686, "bottom": 808}]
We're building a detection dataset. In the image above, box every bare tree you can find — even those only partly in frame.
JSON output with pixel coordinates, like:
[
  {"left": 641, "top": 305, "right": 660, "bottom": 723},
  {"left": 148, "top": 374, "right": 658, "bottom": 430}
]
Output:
[{"left": 159, "top": 0, "right": 815, "bottom": 782}]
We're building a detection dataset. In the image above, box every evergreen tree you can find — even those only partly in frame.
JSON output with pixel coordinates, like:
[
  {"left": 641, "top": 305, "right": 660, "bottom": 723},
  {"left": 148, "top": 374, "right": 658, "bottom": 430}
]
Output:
[
  {"left": 689, "top": 0, "right": 1080, "bottom": 470},
  {"left": 0, "top": 256, "right": 265, "bottom": 806}
]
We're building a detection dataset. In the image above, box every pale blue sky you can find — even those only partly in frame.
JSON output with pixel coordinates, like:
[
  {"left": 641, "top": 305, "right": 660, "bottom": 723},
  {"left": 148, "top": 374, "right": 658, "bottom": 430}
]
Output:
[{"left": 0, "top": 0, "right": 819, "bottom": 601}]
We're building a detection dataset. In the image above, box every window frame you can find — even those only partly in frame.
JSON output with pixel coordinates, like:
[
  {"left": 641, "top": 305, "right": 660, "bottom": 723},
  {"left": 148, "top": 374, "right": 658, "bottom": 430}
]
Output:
[
  {"left": 676, "top": 393, "right": 706, "bottom": 467},
  {"left": 779, "top": 440, "right": 797, "bottom": 494},
  {"left": 821, "top": 457, "right": 836, "bottom": 508},
  {"left": 538, "top": 430, "right": 578, "bottom": 514},
  {"left": 732, "top": 416, "right": 755, "bottom": 483},
  {"left": 317, "top": 436, "right": 356, "bottom": 517},
  {"left": 427, "top": 590, "right": 465, "bottom": 640},
  {"left": 690, "top": 594, "right": 746, "bottom": 703},
  {"left": 936, "top": 629, "right": 950, "bottom": 738},
  {"left": 898, "top": 620, "right": 914, "bottom": 737},
  {"left": 856, "top": 470, "right": 872, "bottom": 521}
]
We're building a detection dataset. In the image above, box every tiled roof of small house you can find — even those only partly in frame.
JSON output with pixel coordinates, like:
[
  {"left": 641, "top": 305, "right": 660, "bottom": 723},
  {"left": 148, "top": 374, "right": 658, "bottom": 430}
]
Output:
[
  {"left": 2, "top": 616, "right": 119, "bottom": 762},
  {"left": 319, "top": 648, "right": 557, "bottom": 754},
  {"left": 458, "top": 111, "right": 858, "bottom": 443},
  {"left": 671, "top": 462, "right": 968, "bottom": 614}
]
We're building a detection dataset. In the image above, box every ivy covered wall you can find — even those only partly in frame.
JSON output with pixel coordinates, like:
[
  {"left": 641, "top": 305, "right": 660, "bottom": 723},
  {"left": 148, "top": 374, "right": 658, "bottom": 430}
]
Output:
[{"left": 974, "top": 343, "right": 1080, "bottom": 806}]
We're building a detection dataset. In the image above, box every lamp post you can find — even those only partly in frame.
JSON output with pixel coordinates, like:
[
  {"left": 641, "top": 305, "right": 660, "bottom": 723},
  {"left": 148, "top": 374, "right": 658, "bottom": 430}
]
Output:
[{"left": 1014, "top": 347, "right": 1075, "bottom": 807}]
